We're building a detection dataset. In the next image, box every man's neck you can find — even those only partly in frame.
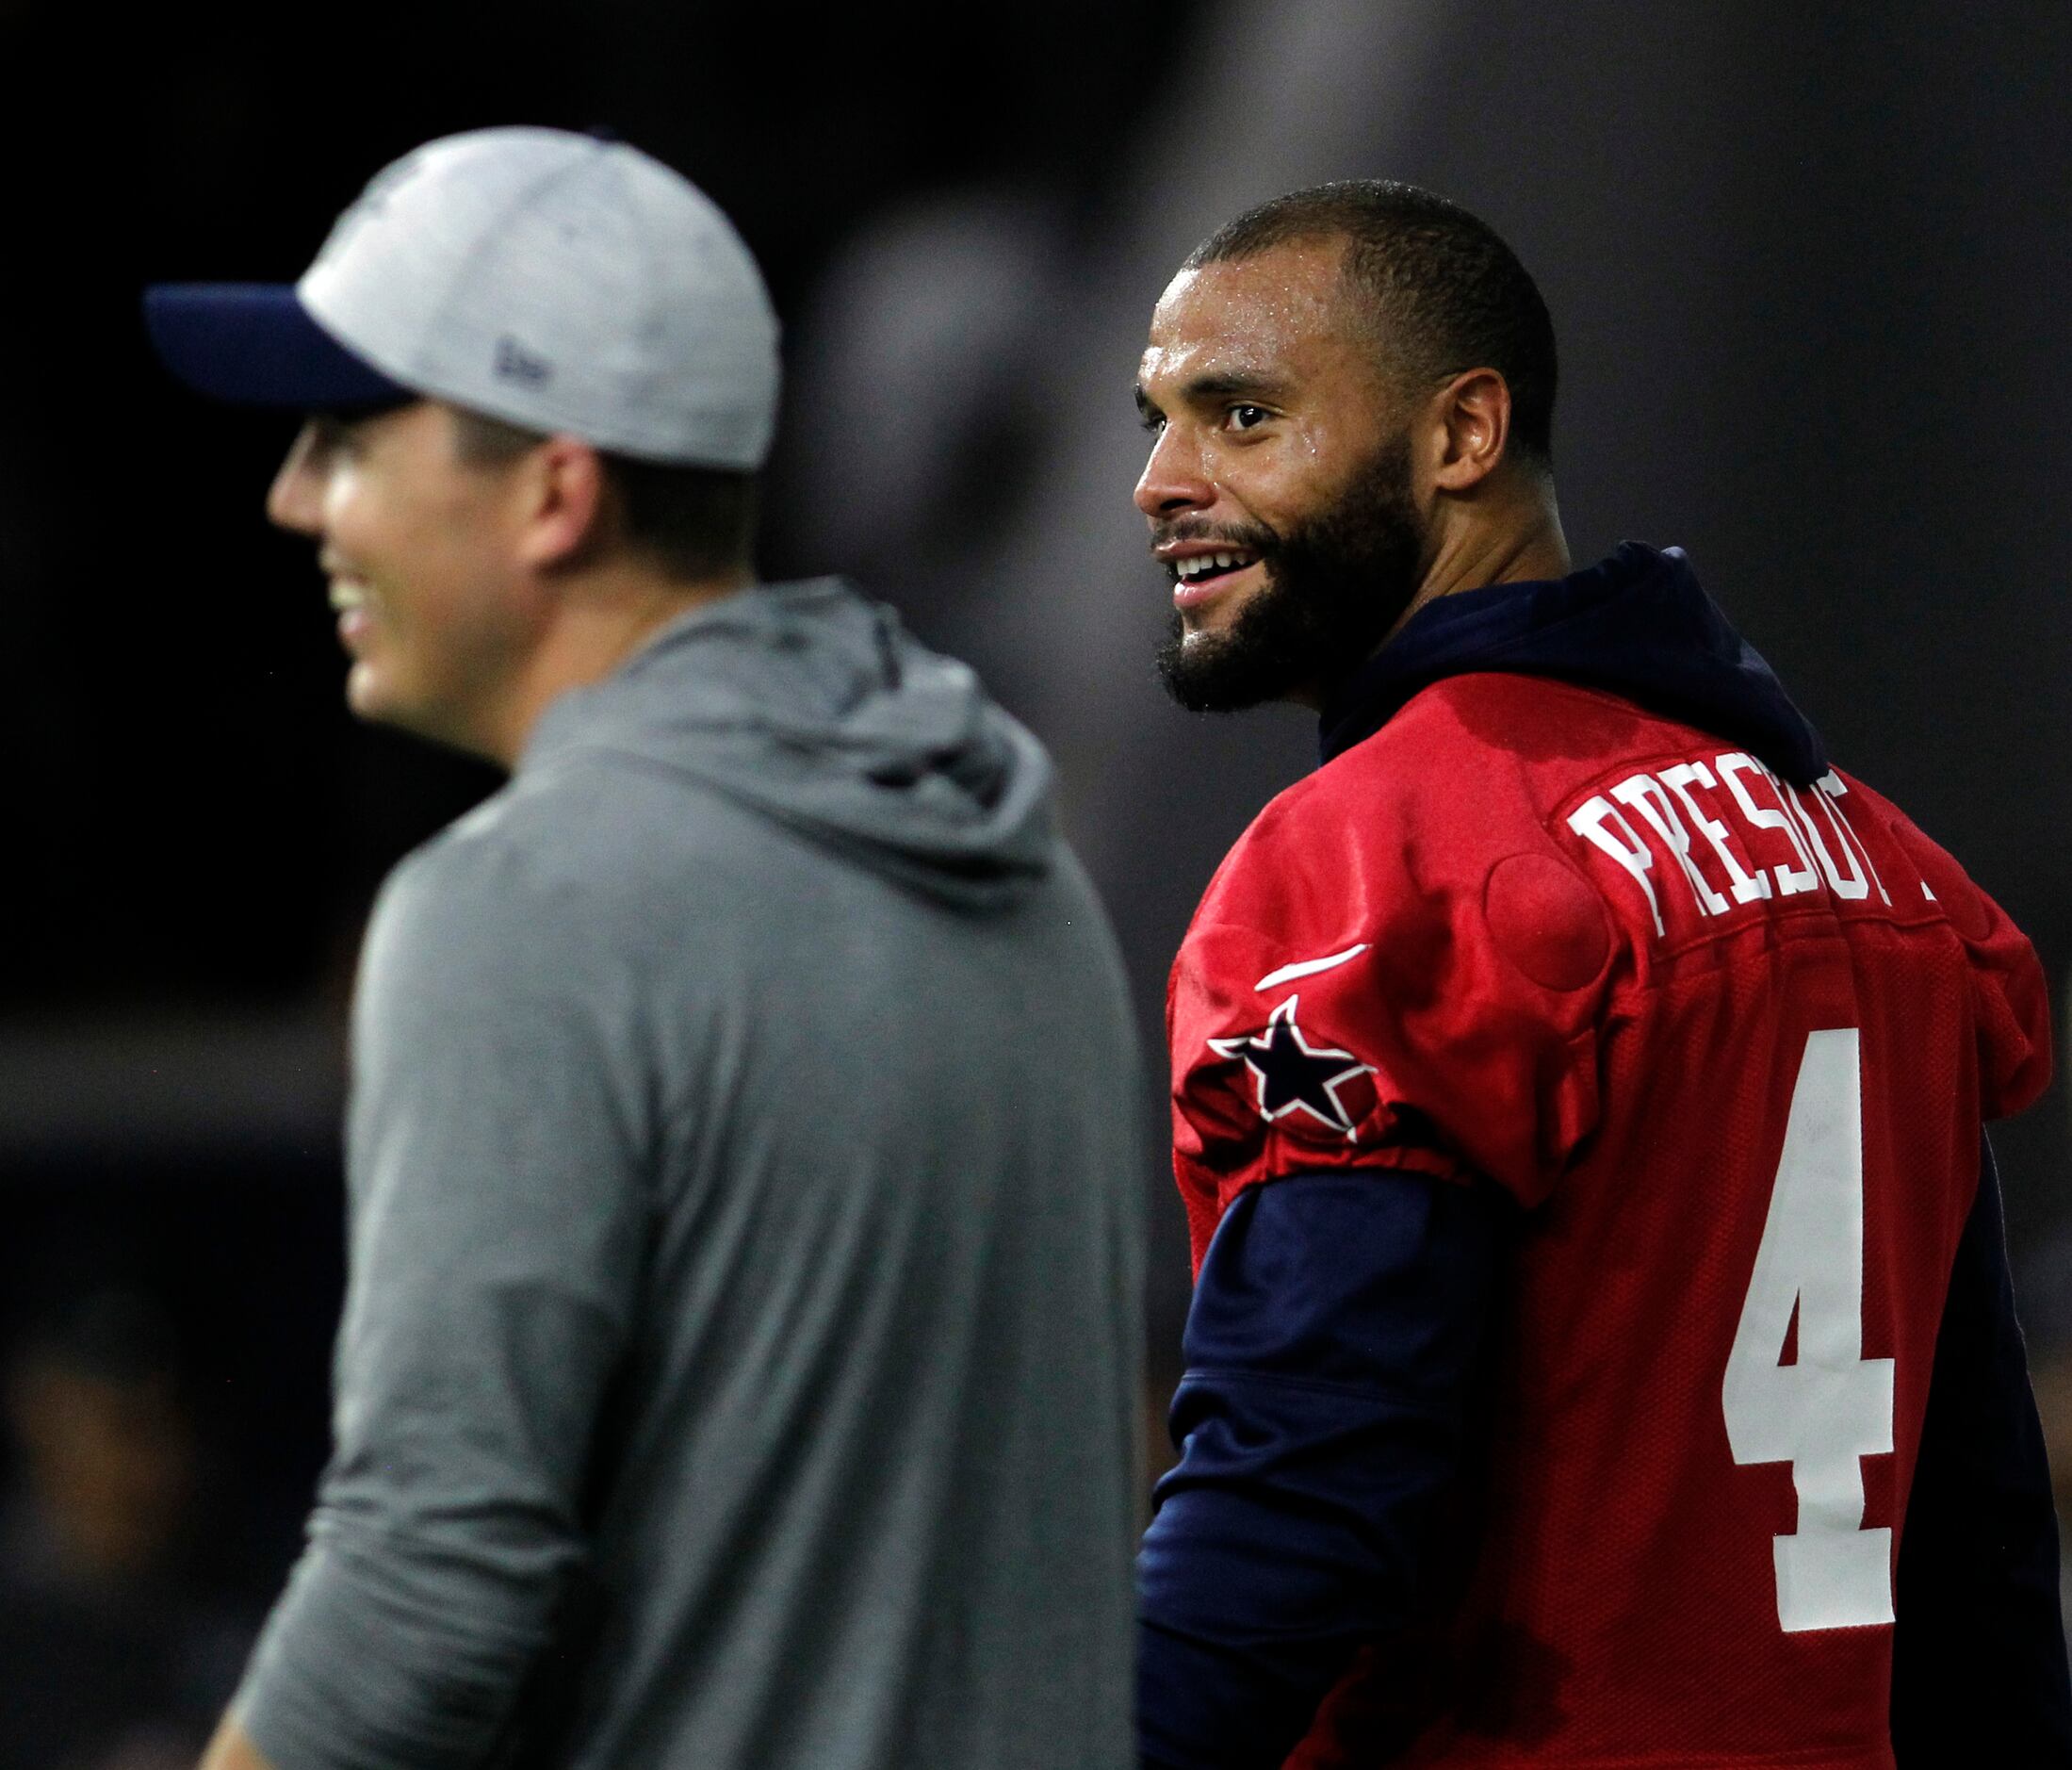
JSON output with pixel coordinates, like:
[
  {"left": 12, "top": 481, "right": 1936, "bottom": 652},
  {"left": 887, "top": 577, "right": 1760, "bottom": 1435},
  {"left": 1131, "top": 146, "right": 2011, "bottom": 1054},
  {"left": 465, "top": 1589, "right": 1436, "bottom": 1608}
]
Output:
[
  {"left": 483, "top": 564, "right": 753, "bottom": 768},
  {"left": 1384, "top": 496, "right": 1570, "bottom": 646}
]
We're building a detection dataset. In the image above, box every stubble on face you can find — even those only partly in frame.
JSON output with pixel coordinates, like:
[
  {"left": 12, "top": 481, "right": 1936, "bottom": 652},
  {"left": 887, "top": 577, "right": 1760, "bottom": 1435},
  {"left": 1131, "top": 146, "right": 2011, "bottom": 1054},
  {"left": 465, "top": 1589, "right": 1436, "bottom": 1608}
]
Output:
[{"left": 1155, "top": 428, "right": 1425, "bottom": 713}]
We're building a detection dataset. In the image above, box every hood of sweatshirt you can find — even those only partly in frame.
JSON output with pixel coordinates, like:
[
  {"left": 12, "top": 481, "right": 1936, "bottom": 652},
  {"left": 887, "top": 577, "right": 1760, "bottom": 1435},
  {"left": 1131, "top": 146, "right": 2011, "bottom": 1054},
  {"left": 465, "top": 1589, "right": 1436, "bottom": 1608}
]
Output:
[
  {"left": 521, "top": 577, "right": 1056, "bottom": 910},
  {"left": 1318, "top": 541, "right": 1829, "bottom": 786}
]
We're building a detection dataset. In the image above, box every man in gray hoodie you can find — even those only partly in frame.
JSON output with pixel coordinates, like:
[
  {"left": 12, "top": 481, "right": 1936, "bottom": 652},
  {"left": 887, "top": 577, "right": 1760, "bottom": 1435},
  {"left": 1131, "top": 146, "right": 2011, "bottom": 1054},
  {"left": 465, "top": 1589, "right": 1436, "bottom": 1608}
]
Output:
[{"left": 143, "top": 127, "right": 1143, "bottom": 1770}]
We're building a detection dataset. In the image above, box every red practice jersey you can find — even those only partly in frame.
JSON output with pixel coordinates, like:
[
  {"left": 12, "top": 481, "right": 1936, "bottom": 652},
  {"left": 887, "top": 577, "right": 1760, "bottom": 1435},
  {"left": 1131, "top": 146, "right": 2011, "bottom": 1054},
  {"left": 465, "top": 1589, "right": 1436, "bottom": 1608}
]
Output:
[{"left": 1167, "top": 672, "right": 2050, "bottom": 1768}]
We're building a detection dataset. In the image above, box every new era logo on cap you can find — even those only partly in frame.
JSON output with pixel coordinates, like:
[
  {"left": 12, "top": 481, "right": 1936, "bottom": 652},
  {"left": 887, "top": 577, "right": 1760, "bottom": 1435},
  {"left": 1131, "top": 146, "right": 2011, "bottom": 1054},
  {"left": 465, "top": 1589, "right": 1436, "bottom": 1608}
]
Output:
[{"left": 495, "top": 336, "right": 554, "bottom": 386}]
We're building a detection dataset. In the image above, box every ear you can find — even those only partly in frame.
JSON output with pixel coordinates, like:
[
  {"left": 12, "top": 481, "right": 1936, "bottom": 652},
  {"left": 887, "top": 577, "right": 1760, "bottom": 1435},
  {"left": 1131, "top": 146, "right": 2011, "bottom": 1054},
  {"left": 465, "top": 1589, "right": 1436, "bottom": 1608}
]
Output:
[
  {"left": 513, "top": 435, "right": 612, "bottom": 571},
  {"left": 1428, "top": 368, "right": 1513, "bottom": 495}
]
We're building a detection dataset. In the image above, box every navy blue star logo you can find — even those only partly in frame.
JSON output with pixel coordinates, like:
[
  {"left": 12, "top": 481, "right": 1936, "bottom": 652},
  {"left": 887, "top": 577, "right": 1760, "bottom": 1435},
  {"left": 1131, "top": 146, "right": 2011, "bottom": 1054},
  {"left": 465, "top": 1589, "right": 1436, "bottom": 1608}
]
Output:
[{"left": 1207, "top": 994, "right": 1375, "bottom": 1142}]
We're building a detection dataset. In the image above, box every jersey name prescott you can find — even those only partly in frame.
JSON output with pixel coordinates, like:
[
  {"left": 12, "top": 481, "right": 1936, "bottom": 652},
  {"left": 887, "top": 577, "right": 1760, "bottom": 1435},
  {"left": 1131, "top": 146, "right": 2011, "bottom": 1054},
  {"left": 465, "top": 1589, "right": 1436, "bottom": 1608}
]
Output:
[
  {"left": 1167, "top": 674, "right": 2048, "bottom": 1768},
  {"left": 1569, "top": 752, "right": 1892, "bottom": 935}
]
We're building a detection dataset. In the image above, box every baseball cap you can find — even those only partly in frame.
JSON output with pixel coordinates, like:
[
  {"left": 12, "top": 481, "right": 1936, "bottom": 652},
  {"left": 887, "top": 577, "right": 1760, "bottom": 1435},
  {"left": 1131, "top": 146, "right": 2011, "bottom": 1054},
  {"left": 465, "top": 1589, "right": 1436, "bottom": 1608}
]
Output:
[{"left": 143, "top": 126, "right": 781, "bottom": 470}]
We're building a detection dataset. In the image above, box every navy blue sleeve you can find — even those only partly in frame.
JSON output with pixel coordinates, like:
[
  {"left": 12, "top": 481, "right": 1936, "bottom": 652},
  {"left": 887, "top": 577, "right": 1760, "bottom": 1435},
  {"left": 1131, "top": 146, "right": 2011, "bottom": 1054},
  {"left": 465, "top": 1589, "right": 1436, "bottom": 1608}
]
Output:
[
  {"left": 1136, "top": 1169, "right": 1497, "bottom": 1770},
  {"left": 1890, "top": 1131, "right": 2072, "bottom": 1764}
]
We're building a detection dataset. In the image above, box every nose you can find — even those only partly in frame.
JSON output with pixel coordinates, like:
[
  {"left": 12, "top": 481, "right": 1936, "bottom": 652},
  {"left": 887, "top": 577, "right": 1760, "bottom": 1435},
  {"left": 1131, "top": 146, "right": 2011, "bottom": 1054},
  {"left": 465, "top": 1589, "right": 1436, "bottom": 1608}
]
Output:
[
  {"left": 1134, "top": 422, "right": 1215, "bottom": 520},
  {"left": 266, "top": 423, "right": 326, "bottom": 535}
]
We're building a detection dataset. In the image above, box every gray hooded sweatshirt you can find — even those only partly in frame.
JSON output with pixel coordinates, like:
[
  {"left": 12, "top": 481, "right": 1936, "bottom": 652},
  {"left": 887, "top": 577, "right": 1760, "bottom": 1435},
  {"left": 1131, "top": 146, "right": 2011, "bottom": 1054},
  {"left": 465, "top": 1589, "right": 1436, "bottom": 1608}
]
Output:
[{"left": 236, "top": 580, "right": 1145, "bottom": 1770}]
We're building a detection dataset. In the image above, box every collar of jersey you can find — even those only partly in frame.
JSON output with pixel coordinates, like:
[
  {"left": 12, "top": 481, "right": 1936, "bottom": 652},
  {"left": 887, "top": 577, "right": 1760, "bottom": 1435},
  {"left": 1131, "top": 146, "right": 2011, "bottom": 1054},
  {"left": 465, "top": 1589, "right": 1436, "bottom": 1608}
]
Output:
[{"left": 1315, "top": 541, "right": 1829, "bottom": 786}]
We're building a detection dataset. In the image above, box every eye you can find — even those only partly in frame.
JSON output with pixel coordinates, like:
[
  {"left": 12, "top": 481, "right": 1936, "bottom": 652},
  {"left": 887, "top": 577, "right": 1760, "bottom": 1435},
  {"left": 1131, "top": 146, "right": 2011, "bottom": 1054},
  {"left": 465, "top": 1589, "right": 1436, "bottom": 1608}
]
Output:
[
  {"left": 1227, "top": 403, "right": 1271, "bottom": 432},
  {"left": 1137, "top": 407, "right": 1167, "bottom": 434},
  {"left": 305, "top": 413, "right": 362, "bottom": 463}
]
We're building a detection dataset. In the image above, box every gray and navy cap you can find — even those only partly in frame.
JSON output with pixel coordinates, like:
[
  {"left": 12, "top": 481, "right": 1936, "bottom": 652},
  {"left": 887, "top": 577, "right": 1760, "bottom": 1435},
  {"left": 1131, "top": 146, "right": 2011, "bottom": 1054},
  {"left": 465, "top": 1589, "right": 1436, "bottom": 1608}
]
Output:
[{"left": 144, "top": 126, "right": 781, "bottom": 470}]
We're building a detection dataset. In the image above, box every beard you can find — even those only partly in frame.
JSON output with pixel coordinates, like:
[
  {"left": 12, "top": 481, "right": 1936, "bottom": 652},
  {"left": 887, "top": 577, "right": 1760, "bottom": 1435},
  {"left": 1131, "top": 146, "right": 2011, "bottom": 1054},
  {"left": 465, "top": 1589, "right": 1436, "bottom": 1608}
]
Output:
[{"left": 1154, "top": 433, "right": 1425, "bottom": 713}]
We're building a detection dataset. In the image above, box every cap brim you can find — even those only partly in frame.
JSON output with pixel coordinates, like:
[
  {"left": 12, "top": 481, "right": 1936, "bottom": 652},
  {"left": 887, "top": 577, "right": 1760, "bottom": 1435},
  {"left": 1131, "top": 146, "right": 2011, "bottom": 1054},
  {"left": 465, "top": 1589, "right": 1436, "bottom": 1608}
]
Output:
[{"left": 143, "top": 284, "right": 413, "bottom": 411}]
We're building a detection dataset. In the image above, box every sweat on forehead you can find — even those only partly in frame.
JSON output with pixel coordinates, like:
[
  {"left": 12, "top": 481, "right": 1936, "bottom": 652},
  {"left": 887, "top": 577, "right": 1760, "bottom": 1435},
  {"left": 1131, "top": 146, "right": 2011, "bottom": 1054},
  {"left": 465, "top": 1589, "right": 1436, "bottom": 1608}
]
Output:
[
  {"left": 1140, "top": 243, "right": 1396, "bottom": 405},
  {"left": 1152, "top": 238, "right": 1355, "bottom": 335}
]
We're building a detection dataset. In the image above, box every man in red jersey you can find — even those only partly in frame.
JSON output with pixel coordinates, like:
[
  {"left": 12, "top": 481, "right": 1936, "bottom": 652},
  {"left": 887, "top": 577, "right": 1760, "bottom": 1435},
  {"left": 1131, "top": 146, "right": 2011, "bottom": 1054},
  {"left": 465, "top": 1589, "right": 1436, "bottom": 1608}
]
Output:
[{"left": 1131, "top": 181, "right": 2070, "bottom": 1769}]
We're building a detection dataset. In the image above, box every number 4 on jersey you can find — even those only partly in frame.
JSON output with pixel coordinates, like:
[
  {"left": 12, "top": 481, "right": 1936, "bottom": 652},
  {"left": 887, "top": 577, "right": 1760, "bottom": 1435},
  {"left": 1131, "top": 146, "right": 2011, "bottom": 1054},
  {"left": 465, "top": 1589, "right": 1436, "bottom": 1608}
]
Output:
[{"left": 1721, "top": 1027, "right": 1897, "bottom": 1633}]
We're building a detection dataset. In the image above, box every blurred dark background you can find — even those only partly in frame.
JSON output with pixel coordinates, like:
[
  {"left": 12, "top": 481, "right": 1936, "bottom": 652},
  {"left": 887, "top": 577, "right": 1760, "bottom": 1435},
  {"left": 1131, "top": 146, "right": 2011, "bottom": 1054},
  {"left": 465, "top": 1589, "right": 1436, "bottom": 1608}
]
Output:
[{"left": 2, "top": 1, "right": 2068, "bottom": 1758}]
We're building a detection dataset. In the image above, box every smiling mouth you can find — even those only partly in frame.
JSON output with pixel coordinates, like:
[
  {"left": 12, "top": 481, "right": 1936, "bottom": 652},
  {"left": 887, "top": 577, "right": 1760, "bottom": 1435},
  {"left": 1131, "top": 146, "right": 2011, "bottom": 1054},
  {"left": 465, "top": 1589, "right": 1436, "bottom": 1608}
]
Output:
[{"left": 1168, "top": 548, "right": 1262, "bottom": 591}]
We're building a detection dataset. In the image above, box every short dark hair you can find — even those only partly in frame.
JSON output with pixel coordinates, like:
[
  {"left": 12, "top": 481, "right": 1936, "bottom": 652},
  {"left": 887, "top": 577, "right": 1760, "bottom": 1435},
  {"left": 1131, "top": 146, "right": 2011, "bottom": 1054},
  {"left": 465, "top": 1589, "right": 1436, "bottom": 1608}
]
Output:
[
  {"left": 1185, "top": 180, "right": 1558, "bottom": 466},
  {"left": 449, "top": 409, "right": 758, "bottom": 582}
]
